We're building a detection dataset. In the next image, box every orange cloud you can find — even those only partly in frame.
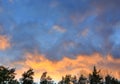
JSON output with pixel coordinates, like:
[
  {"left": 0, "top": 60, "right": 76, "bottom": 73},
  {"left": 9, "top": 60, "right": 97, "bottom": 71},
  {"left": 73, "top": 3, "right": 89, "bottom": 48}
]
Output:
[
  {"left": 0, "top": 35, "right": 10, "bottom": 50},
  {"left": 13, "top": 52, "right": 120, "bottom": 82}
]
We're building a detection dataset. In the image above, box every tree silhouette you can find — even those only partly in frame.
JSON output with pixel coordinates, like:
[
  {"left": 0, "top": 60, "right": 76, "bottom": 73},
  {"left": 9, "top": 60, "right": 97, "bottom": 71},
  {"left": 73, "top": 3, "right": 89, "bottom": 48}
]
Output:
[
  {"left": 89, "top": 66, "right": 103, "bottom": 84},
  {"left": 64, "top": 75, "right": 71, "bottom": 84},
  {"left": 78, "top": 74, "right": 87, "bottom": 84},
  {"left": 40, "top": 72, "right": 54, "bottom": 84},
  {"left": 58, "top": 76, "right": 65, "bottom": 84},
  {"left": 105, "top": 75, "right": 120, "bottom": 84},
  {"left": 71, "top": 75, "right": 77, "bottom": 84},
  {"left": 20, "top": 68, "right": 34, "bottom": 84},
  {"left": 40, "top": 72, "right": 48, "bottom": 84},
  {"left": 105, "top": 75, "right": 112, "bottom": 84},
  {"left": 0, "top": 65, "right": 120, "bottom": 84},
  {"left": 9, "top": 79, "right": 19, "bottom": 84},
  {"left": 0, "top": 66, "right": 16, "bottom": 84}
]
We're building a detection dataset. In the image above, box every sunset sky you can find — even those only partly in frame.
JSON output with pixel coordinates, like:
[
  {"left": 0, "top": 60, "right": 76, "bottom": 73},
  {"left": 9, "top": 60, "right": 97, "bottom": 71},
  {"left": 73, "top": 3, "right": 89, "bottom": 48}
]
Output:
[{"left": 0, "top": 0, "right": 120, "bottom": 83}]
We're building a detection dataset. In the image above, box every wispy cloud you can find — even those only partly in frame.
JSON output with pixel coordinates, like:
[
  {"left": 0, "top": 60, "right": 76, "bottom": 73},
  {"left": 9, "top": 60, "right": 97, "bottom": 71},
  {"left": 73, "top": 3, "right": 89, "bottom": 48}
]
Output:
[
  {"left": 0, "top": 35, "right": 10, "bottom": 50},
  {"left": 52, "top": 25, "right": 66, "bottom": 33}
]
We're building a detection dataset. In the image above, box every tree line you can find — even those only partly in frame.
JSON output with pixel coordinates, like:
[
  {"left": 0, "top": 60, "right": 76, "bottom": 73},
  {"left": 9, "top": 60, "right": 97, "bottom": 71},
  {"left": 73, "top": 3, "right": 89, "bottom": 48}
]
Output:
[{"left": 0, "top": 65, "right": 120, "bottom": 84}]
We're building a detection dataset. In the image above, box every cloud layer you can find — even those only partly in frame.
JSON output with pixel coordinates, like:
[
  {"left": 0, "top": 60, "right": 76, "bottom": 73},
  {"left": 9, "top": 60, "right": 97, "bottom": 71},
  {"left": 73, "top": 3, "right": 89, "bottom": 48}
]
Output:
[
  {"left": 13, "top": 52, "right": 120, "bottom": 82},
  {"left": 0, "top": 0, "right": 120, "bottom": 82}
]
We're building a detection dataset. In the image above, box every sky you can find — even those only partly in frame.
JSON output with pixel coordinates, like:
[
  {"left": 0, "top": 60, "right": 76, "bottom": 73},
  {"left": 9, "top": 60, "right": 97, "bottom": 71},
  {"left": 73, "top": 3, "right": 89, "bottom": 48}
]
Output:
[{"left": 0, "top": 0, "right": 120, "bottom": 83}]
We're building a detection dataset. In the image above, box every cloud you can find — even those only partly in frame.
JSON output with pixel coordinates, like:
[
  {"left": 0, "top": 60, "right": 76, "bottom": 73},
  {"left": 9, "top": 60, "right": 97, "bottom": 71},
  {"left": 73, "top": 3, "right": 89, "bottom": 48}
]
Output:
[
  {"left": 0, "top": 1, "right": 120, "bottom": 82},
  {"left": 0, "top": 0, "right": 119, "bottom": 59},
  {"left": 52, "top": 25, "right": 66, "bottom": 33},
  {"left": 81, "top": 28, "right": 89, "bottom": 37},
  {"left": 0, "top": 35, "right": 10, "bottom": 50},
  {"left": 92, "top": 0, "right": 120, "bottom": 24},
  {"left": 12, "top": 52, "right": 120, "bottom": 82}
]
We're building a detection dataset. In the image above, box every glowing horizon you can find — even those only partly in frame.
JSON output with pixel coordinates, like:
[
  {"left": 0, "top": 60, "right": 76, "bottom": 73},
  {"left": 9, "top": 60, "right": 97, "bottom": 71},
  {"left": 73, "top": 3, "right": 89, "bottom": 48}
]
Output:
[{"left": 10, "top": 52, "right": 120, "bottom": 82}]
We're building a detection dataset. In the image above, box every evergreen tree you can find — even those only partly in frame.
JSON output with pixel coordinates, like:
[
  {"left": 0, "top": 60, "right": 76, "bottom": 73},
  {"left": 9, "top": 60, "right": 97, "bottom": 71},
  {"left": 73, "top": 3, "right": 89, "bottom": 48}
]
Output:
[
  {"left": 105, "top": 75, "right": 112, "bottom": 84},
  {"left": 89, "top": 66, "right": 103, "bottom": 84},
  {"left": 105, "top": 75, "right": 120, "bottom": 84},
  {"left": 78, "top": 74, "right": 87, "bottom": 84}
]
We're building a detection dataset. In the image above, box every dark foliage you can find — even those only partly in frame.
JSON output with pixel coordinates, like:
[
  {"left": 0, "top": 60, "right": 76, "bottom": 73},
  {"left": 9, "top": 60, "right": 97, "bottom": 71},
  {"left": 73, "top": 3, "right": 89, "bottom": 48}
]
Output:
[
  {"left": 20, "top": 68, "right": 34, "bottom": 84},
  {"left": 89, "top": 66, "right": 103, "bottom": 84},
  {"left": 0, "top": 66, "right": 19, "bottom": 84},
  {"left": 105, "top": 75, "right": 120, "bottom": 84},
  {"left": 0, "top": 65, "right": 120, "bottom": 84}
]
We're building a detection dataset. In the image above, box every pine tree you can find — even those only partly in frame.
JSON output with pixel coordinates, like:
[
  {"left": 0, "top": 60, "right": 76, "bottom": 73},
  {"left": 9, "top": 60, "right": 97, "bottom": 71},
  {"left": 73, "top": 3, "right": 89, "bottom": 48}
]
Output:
[
  {"left": 105, "top": 75, "right": 120, "bottom": 84},
  {"left": 78, "top": 74, "right": 87, "bottom": 84},
  {"left": 89, "top": 66, "right": 103, "bottom": 84}
]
